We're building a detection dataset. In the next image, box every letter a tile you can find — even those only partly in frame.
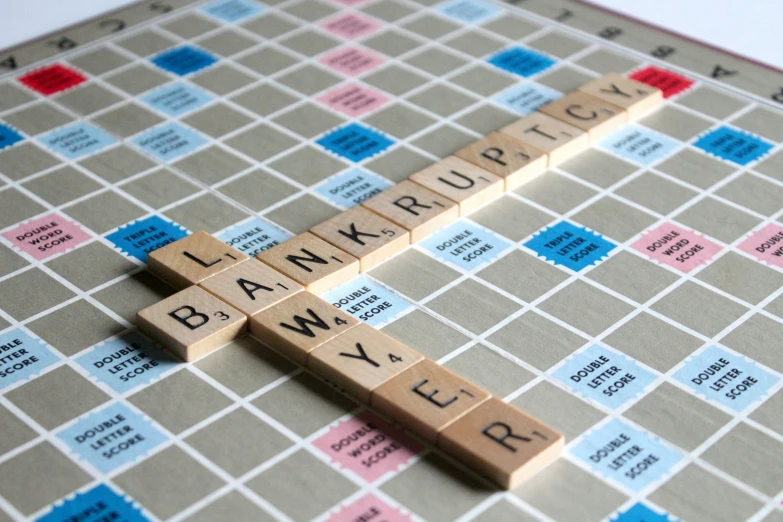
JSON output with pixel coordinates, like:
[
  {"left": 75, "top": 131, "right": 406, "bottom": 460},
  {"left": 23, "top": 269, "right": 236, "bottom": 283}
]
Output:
[
  {"left": 256, "top": 232, "right": 360, "bottom": 295},
  {"left": 362, "top": 180, "right": 458, "bottom": 242},
  {"left": 409, "top": 156, "right": 503, "bottom": 216},
  {"left": 372, "top": 359, "right": 490, "bottom": 443},
  {"left": 147, "top": 230, "right": 248, "bottom": 289},
  {"left": 249, "top": 291, "right": 360, "bottom": 365},
  {"left": 310, "top": 206, "right": 410, "bottom": 272},
  {"left": 199, "top": 259, "right": 303, "bottom": 317},
  {"left": 309, "top": 323, "right": 424, "bottom": 404},
  {"left": 454, "top": 132, "right": 547, "bottom": 191},
  {"left": 438, "top": 397, "right": 563, "bottom": 489},
  {"left": 137, "top": 285, "right": 247, "bottom": 362}
]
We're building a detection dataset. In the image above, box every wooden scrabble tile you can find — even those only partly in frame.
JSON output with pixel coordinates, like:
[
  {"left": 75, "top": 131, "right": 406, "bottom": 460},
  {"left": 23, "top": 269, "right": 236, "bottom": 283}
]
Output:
[
  {"left": 249, "top": 291, "right": 359, "bottom": 365},
  {"left": 256, "top": 232, "right": 359, "bottom": 295},
  {"left": 438, "top": 398, "right": 564, "bottom": 490},
  {"left": 310, "top": 206, "right": 410, "bottom": 272},
  {"left": 454, "top": 132, "right": 547, "bottom": 191},
  {"left": 309, "top": 323, "right": 424, "bottom": 404},
  {"left": 501, "top": 112, "right": 589, "bottom": 166},
  {"left": 137, "top": 285, "right": 247, "bottom": 362},
  {"left": 578, "top": 72, "right": 663, "bottom": 119},
  {"left": 199, "top": 259, "right": 303, "bottom": 317},
  {"left": 371, "top": 359, "right": 490, "bottom": 444},
  {"left": 538, "top": 90, "right": 628, "bottom": 142},
  {"left": 362, "top": 180, "right": 459, "bottom": 243},
  {"left": 409, "top": 156, "right": 503, "bottom": 216},
  {"left": 147, "top": 230, "right": 248, "bottom": 289}
]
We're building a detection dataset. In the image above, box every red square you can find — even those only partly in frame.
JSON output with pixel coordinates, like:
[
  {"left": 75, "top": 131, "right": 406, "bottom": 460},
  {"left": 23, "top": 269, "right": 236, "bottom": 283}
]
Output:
[
  {"left": 18, "top": 64, "right": 87, "bottom": 96},
  {"left": 629, "top": 66, "right": 694, "bottom": 98}
]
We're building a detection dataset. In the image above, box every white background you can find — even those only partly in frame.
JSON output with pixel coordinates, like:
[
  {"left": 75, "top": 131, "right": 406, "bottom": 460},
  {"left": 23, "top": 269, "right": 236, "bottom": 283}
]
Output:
[{"left": 1, "top": 0, "right": 782, "bottom": 70}]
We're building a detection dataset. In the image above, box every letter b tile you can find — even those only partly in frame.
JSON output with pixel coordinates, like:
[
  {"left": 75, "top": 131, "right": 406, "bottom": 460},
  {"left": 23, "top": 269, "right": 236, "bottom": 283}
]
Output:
[{"left": 137, "top": 285, "right": 247, "bottom": 361}]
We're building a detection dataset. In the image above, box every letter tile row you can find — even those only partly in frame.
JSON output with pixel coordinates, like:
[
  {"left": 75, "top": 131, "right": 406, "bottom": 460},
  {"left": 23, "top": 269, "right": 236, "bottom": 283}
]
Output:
[{"left": 134, "top": 72, "right": 662, "bottom": 489}]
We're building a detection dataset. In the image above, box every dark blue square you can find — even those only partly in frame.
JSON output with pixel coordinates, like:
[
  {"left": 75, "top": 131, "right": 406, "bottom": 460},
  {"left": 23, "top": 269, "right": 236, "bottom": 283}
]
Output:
[
  {"left": 151, "top": 46, "right": 217, "bottom": 76},
  {"left": 524, "top": 221, "right": 615, "bottom": 272},
  {"left": 106, "top": 215, "right": 188, "bottom": 263},
  {"left": 692, "top": 126, "right": 773, "bottom": 166},
  {"left": 488, "top": 47, "right": 556, "bottom": 77},
  {"left": 316, "top": 123, "right": 394, "bottom": 162},
  {"left": 38, "top": 484, "right": 145, "bottom": 522},
  {"left": 0, "top": 123, "right": 24, "bottom": 150}
]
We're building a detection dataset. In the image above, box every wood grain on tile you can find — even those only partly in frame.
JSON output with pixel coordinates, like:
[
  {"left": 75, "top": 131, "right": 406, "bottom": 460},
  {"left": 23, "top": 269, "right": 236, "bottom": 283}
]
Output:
[
  {"left": 362, "top": 180, "right": 459, "bottom": 243},
  {"left": 137, "top": 285, "right": 247, "bottom": 362},
  {"left": 256, "top": 232, "right": 359, "bottom": 295},
  {"left": 578, "top": 72, "right": 663, "bottom": 119},
  {"left": 409, "top": 156, "right": 503, "bottom": 216},
  {"left": 147, "top": 230, "right": 248, "bottom": 289},
  {"left": 310, "top": 206, "right": 410, "bottom": 272},
  {"left": 538, "top": 90, "right": 628, "bottom": 141},
  {"left": 501, "top": 112, "right": 589, "bottom": 166},
  {"left": 454, "top": 132, "right": 547, "bottom": 191}
]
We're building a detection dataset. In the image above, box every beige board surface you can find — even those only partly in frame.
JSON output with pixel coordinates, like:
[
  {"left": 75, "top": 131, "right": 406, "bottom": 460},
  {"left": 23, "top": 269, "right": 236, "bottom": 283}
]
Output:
[
  {"left": 256, "top": 232, "right": 359, "bottom": 295},
  {"left": 372, "top": 359, "right": 491, "bottom": 444},
  {"left": 409, "top": 156, "right": 504, "bottom": 216},
  {"left": 249, "top": 291, "right": 360, "bottom": 365},
  {"left": 454, "top": 132, "right": 548, "bottom": 190},
  {"left": 538, "top": 90, "right": 628, "bottom": 142},
  {"left": 147, "top": 230, "right": 248, "bottom": 289},
  {"left": 578, "top": 72, "right": 664, "bottom": 119},
  {"left": 501, "top": 112, "right": 589, "bottom": 166},
  {"left": 362, "top": 180, "right": 459, "bottom": 243},
  {"left": 438, "top": 397, "right": 564, "bottom": 490},
  {"left": 199, "top": 259, "right": 303, "bottom": 318},
  {"left": 310, "top": 206, "right": 410, "bottom": 272},
  {"left": 136, "top": 285, "right": 247, "bottom": 362},
  {"left": 308, "top": 323, "right": 424, "bottom": 404}
]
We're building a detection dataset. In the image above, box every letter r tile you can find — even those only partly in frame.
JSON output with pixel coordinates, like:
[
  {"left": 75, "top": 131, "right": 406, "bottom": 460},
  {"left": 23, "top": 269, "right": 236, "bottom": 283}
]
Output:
[
  {"left": 147, "top": 230, "right": 248, "bottom": 289},
  {"left": 371, "top": 359, "right": 490, "bottom": 444},
  {"left": 137, "top": 285, "right": 247, "bottom": 362},
  {"left": 409, "top": 156, "right": 503, "bottom": 216},
  {"left": 438, "top": 397, "right": 563, "bottom": 489}
]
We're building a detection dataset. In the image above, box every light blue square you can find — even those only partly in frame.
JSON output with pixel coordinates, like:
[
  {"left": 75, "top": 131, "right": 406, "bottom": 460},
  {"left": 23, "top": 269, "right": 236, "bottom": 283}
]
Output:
[
  {"left": 316, "top": 123, "right": 394, "bottom": 162},
  {"left": 37, "top": 484, "right": 146, "bottom": 522},
  {"left": 57, "top": 402, "right": 167, "bottom": 473},
  {"left": 598, "top": 124, "right": 680, "bottom": 165},
  {"left": 673, "top": 345, "right": 779, "bottom": 412},
  {"left": 39, "top": 123, "right": 117, "bottom": 159},
  {"left": 105, "top": 215, "right": 189, "bottom": 263},
  {"left": 315, "top": 169, "right": 392, "bottom": 209},
  {"left": 438, "top": 0, "right": 501, "bottom": 23},
  {"left": 204, "top": 0, "right": 263, "bottom": 22},
  {"left": 524, "top": 221, "right": 615, "bottom": 272},
  {"left": 75, "top": 332, "right": 179, "bottom": 394},
  {"left": 419, "top": 219, "right": 511, "bottom": 272},
  {"left": 214, "top": 216, "right": 292, "bottom": 257},
  {"left": 132, "top": 123, "right": 207, "bottom": 162},
  {"left": 0, "top": 329, "right": 59, "bottom": 391},
  {"left": 488, "top": 47, "right": 556, "bottom": 78},
  {"left": 321, "top": 275, "right": 412, "bottom": 328},
  {"left": 494, "top": 82, "right": 561, "bottom": 115},
  {"left": 571, "top": 418, "right": 683, "bottom": 491},
  {"left": 692, "top": 126, "right": 773, "bottom": 166},
  {"left": 141, "top": 82, "right": 213, "bottom": 117},
  {"left": 553, "top": 345, "right": 657, "bottom": 409}
]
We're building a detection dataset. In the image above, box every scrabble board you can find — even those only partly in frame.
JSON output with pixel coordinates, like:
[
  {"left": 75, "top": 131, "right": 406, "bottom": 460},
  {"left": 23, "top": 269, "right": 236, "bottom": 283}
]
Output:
[{"left": 2, "top": 0, "right": 783, "bottom": 521}]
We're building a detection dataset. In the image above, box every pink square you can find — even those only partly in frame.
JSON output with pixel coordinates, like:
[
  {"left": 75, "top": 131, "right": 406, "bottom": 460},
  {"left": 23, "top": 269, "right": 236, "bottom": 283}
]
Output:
[
  {"left": 738, "top": 223, "right": 783, "bottom": 269},
  {"left": 318, "top": 47, "right": 385, "bottom": 76},
  {"left": 327, "top": 494, "right": 412, "bottom": 522},
  {"left": 312, "top": 411, "right": 422, "bottom": 482},
  {"left": 318, "top": 83, "right": 389, "bottom": 117},
  {"left": 321, "top": 13, "right": 381, "bottom": 39},
  {"left": 332, "top": 0, "right": 372, "bottom": 6},
  {"left": 631, "top": 223, "right": 722, "bottom": 273},
  {"left": 2, "top": 213, "right": 92, "bottom": 261}
]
